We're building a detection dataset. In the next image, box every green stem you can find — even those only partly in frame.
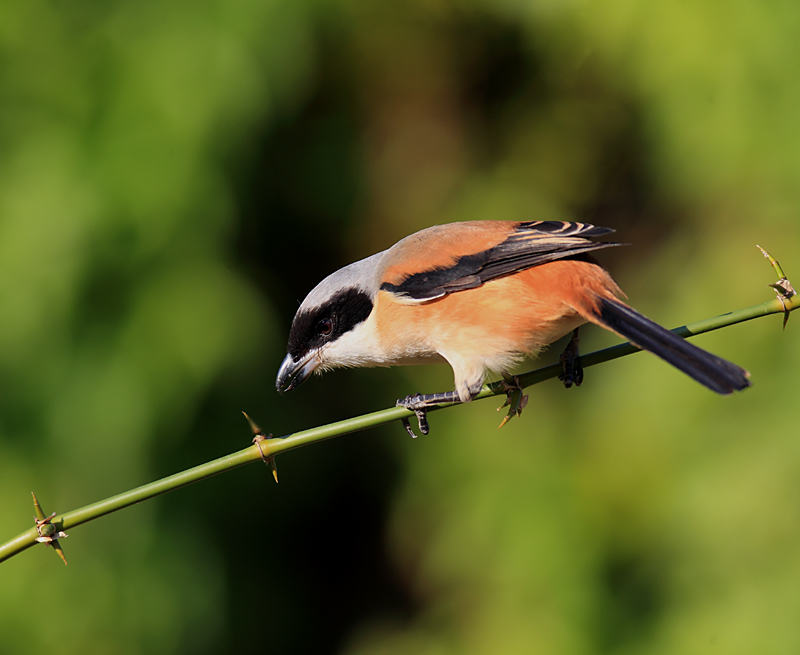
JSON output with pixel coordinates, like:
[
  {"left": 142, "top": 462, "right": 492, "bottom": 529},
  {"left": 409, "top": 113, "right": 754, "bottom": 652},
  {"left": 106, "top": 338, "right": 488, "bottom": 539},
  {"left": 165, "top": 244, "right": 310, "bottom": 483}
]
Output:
[{"left": 1, "top": 295, "right": 795, "bottom": 564}]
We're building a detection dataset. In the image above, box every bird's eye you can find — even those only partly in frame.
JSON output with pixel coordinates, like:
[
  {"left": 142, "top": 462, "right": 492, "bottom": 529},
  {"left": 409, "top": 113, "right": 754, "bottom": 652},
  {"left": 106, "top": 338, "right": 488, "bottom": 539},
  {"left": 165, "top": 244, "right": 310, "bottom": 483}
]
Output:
[{"left": 317, "top": 318, "right": 333, "bottom": 336}]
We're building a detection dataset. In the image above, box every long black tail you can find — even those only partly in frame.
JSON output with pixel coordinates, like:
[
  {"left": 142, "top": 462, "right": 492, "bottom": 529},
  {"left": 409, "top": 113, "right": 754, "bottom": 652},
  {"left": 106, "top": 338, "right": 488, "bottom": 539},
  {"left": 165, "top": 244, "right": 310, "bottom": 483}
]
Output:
[{"left": 594, "top": 297, "right": 751, "bottom": 394}]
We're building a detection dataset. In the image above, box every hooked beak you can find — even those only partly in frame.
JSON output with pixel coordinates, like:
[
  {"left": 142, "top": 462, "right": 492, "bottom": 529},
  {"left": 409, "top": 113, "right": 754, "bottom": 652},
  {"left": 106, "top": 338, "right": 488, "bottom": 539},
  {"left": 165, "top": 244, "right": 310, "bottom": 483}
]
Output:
[{"left": 276, "top": 350, "right": 321, "bottom": 394}]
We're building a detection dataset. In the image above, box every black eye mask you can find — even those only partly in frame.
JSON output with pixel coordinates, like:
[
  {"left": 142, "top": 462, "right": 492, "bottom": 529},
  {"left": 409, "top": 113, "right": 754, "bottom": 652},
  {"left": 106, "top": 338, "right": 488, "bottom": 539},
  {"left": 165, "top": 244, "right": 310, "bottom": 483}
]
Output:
[{"left": 287, "top": 287, "right": 373, "bottom": 360}]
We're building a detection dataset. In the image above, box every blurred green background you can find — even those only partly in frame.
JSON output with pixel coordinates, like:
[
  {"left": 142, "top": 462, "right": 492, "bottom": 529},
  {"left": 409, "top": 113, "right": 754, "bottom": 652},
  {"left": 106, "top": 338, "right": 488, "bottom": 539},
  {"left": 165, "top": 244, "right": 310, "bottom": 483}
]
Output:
[{"left": 1, "top": 0, "right": 799, "bottom": 653}]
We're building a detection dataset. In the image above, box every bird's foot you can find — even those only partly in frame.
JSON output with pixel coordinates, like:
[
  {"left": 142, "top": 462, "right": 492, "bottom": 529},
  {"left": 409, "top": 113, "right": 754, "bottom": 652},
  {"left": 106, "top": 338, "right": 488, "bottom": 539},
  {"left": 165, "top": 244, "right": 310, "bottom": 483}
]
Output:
[
  {"left": 558, "top": 328, "right": 583, "bottom": 389},
  {"left": 397, "top": 391, "right": 461, "bottom": 437},
  {"left": 497, "top": 374, "right": 529, "bottom": 428}
]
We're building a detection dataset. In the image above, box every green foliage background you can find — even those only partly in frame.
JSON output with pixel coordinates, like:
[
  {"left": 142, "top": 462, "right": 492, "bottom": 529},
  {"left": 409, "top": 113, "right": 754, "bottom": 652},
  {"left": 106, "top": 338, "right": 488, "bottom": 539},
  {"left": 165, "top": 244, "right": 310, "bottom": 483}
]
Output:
[{"left": 1, "top": 0, "right": 798, "bottom": 653}]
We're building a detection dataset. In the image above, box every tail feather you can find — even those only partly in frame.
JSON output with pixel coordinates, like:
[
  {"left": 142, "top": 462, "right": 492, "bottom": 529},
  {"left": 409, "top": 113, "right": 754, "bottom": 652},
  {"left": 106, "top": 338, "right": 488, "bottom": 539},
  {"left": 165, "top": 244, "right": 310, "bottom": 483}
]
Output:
[{"left": 593, "top": 297, "right": 751, "bottom": 395}]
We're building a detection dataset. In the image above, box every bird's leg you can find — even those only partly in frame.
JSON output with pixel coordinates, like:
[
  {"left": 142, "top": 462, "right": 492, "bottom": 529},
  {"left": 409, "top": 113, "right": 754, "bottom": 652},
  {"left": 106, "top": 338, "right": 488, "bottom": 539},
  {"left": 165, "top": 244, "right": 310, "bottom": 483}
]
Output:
[
  {"left": 397, "top": 391, "right": 462, "bottom": 437},
  {"left": 558, "top": 328, "right": 583, "bottom": 389}
]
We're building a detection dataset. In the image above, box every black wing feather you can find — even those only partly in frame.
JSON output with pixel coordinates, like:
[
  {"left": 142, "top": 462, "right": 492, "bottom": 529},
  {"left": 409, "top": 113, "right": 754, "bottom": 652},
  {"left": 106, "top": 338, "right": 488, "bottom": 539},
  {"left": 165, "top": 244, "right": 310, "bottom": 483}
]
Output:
[{"left": 381, "top": 221, "right": 623, "bottom": 300}]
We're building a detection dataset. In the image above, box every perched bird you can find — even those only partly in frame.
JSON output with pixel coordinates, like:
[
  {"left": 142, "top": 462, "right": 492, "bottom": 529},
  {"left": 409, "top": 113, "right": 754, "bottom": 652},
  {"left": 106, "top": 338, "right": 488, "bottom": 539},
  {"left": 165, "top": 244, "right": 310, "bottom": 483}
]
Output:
[{"left": 276, "top": 221, "right": 750, "bottom": 433}]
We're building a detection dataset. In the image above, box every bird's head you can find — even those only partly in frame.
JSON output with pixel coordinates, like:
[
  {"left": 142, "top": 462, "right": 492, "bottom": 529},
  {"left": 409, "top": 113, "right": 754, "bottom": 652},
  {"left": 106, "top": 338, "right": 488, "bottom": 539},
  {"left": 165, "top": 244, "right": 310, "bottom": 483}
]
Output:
[{"left": 276, "top": 253, "right": 383, "bottom": 394}]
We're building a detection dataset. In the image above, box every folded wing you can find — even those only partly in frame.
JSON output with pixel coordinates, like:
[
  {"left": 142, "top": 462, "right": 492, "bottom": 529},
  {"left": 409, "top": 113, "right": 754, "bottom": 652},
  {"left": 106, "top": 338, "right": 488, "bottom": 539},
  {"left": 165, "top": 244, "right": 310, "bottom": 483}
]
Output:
[{"left": 380, "top": 220, "right": 623, "bottom": 301}]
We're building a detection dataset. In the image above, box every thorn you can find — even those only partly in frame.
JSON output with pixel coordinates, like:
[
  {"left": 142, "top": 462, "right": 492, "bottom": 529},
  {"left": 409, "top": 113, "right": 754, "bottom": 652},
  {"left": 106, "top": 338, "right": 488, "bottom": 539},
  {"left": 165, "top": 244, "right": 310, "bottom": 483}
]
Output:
[
  {"left": 53, "top": 542, "right": 69, "bottom": 566},
  {"left": 242, "top": 411, "right": 266, "bottom": 439},
  {"left": 497, "top": 376, "right": 529, "bottom": 428},
  {"left": 244, "top": 412, "right": 279, "bottom": 484},
  {"left": 31, "top": 492, "right": 68, "bottom": 565},
  {"left": 32, "top": 492, "right": 46, "bottom": 522},
  {"left": 758, "top": 245, "right": 796, "bottom": 329}
]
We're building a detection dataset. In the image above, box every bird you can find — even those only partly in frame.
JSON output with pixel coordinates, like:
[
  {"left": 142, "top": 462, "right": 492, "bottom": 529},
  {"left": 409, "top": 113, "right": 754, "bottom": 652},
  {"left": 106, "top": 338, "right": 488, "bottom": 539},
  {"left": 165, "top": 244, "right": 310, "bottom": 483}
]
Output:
[{"left": 276, "top": 220, "right": 750, "bottom": 434}]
